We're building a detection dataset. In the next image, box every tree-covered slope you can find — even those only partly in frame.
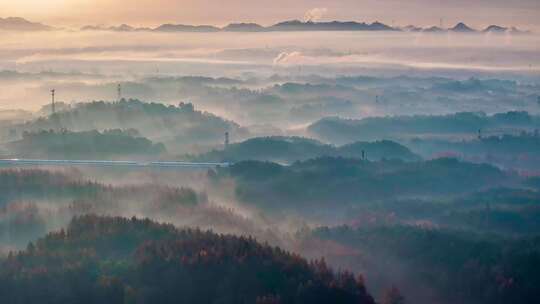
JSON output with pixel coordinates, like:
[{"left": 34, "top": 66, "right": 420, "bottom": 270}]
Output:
[
  {"left": 195, "top": 136, "right": 420, "bottom": 163},
  {"left": 220, "top": 157, "right": 508, "bottom": 212},
  {"left": 4, "top": 129, "right": 165, "bottom": 159},
  {"left": 13, "top": 100, "right": 248, "bottom": 151},
  {"left": 0, "top": 215, "right": 375, "bottom": 304},
  {"left": 308, "top": 225, "right": 540, "bottom": 304},
  {"left": 309, "top": 111, "right": 540, "bottom": 144}
]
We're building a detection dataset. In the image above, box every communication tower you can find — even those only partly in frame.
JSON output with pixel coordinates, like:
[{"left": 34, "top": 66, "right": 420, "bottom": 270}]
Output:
[
  {"left": 51, "top": 89, "right": 56, "bottom": 115},
  {"left": 117, "top": 84, "right": 122, "bottom": 101}
]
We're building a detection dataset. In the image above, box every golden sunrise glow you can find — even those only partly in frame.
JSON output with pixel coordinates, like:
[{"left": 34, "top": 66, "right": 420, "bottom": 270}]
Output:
[{"left": 1, "top": 0, "right": 75, "bottom": 14}]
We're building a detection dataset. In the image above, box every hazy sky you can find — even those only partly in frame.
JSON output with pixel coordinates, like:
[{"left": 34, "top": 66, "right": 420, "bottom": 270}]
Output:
[{"left": 1, "top": 0, "right": 539, "bottom": 29}]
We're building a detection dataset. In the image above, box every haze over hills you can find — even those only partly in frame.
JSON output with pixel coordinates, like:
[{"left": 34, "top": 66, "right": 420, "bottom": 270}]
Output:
[
  {"left": 0, "top": 215, "right": 376, "bottom": 304},
  {"left": 3, "top": 129, "right": 166, "bottom": 160},
  {"left": 1, "top": 2, "right": 539, "bottom": 302},
  {"left": 193, "top": 136, "right": 421, "bottom": 163},
  {"left": 308, "top": 111, "right": 540, "bottom": 145},
  {"left": 6, "top": 99, "right": 248, "bottom": 155}
]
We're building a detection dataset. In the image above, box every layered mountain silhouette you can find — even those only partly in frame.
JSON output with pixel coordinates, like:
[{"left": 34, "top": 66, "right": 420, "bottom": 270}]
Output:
[
  {"left": 0, "top": 17, "right": 527, "bottom": 34},
  {"left": 82, "top": 20, "right": 528, "bottom": 34},
  {"left": 0, "top": 17, "right": 52, "bottom": 31},
  {"left": 401, "top": 22, "right": 529, "bottom": 34},
  {"left": 81, "top": 20, "right": 398, "bottom": 32},
  {"left": 268, "top": 20, "right": 396, "bottom": 31}
]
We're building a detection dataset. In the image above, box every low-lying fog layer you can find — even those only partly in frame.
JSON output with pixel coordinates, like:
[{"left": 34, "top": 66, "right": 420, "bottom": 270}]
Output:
[
  {"left": 1, "top": 28, "right": 540, "bottom": 304},
  {"left": 1, "top": 30, "right": 539, "bottom": 111}
]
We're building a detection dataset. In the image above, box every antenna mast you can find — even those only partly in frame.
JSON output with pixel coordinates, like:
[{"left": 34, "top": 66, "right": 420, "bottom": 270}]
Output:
[
  {"left": 117, "top": 84, "right": 122, "bottom": 101},
  {"left": 51, "top": 89, "right": 56, "bottom": 115}
]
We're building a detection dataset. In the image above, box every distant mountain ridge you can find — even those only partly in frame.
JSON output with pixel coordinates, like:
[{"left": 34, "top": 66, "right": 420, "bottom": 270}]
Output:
[
  {"left": 401, "top": 22, "right": 529, "bottom": 34},
  {"left": 268, "top": 20, "right": 396, "bottom": 31},
  {"left": 0, "top": 17, "right": 52, "bottom": 31},
  {"left": 0, "top": 17, "right": 528, "bottom": 34},
  {"left": 82, "top": 20, "right": 528, "bottom": 34},
  {"left": 81, "top": 19, "right": 398, "bottom": 32}
]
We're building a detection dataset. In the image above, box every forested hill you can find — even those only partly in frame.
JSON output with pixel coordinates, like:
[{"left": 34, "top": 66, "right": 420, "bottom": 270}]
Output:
[
  {"left": 221, "top": 157, "right": 509, "bottom": 212},
  {"left": 13, "top": 99, "right": 248, "bottom": 150},
  {"left": 308, "top": 225, "right": 540, "bottom": 304},
  {"left": 409, "top": 132, "right": 540, "bottom": 171},
  {"left": 195, "top": 136, "right": 420, "bottom": 163},
  {"left": 309, "top": 111, "right": 540, "bottom": 144},
  {"left": 4, "top": 129, "right": 165, "bottom": 159},
  {"left": 0, "top": 215, "right": 375, "bottom": 304}
]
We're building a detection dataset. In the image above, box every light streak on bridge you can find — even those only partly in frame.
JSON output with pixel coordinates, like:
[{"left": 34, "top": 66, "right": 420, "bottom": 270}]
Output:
[{"left": 0, "top": 159, "right": 230, "bottom": 169}]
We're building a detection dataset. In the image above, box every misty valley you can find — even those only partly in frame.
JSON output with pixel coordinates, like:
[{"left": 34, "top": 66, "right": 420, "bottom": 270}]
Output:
[{"left": 1, "top": 10, "right": 540, "bottom": 304}]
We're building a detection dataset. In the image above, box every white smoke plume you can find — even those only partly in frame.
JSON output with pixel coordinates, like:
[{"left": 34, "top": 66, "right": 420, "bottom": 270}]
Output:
[
  {"left": 303, "top": 8, "right": 328, "bottom": 22},
  {"left": 273, "top": 51, "right": 304, "bottom": 65}
]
